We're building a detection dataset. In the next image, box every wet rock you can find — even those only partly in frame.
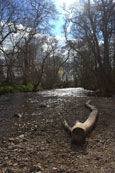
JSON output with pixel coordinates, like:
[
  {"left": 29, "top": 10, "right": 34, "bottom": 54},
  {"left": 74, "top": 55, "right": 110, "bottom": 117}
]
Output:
[
  {"left": 8, "top": 138, "right": 15, "bottom": 142},
  {"left": 52, "top": 167, "right": 58, "bottom": 171},
  {"left": 13, "top": 163, "right": 18, "bottom": 166},
  {"left": 8, "top": 137, "right": 20, "bottom": 145},
  {"left": 59, "top": 165, "right": 66, "bottom": 172},
  {"left": 14, "top": 113, "right": 23, "bottom": 118},
  {"left": 4, "top": 156, "right": 8, "bottom": 160},
  {"left": 8, "top": 146, "right": 14, "bottom": 150},
  {"left": 30, "top": 165, "right": 42, "bottom": 172},
  {"left": 2, "top": 139, "right": 7, "bottom": 144},
  {"left": 18, "top": 134, "right": 24, "bottom": 139},
  {"left": 39, "top": 104, "right": 47, "bottom": 108},
  {"left": 95, "top": 156, "right": 101, "bottom": 160},
  {"left": 32, "top": 112, "right": 38, "bottom": 116}
]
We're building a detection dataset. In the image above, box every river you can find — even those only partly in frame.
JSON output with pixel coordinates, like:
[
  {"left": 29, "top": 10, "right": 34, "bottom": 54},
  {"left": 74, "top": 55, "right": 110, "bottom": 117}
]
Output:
[
  {"left": 0, "top": 87, "right": 91, "bottom": 120},
  {"left": 0, "top": 87, "right": 92, "bottom": 137}
]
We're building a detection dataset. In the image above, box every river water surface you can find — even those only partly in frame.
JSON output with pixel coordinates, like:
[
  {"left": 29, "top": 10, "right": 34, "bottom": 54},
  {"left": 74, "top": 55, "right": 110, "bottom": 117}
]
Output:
[
  {"left": 0, "top": 88, "right": 91, "bottom": 120},
  {"left": 0, "top": 88, "right": 91, "bottom": 137}
]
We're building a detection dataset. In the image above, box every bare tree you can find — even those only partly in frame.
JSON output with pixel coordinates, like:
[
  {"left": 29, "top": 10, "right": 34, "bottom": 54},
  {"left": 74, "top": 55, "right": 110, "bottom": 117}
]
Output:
[
  {"left": 64, "top": 0, "right": 115, "bottom": 94},
  {"left": 42, "top": 39, "right": 70, "bottom": 88},
  {"left": 0, "top": 0, "right": 18, "bottom": 46},
  {"left": 15, "top": 0, "right": 57, "bottom": 85},
  {"left": 0, "top": 59, "right": 5, "bottom": 81},
  {"left": 0, "top": 0, "right": 57, "bottom": 84}
]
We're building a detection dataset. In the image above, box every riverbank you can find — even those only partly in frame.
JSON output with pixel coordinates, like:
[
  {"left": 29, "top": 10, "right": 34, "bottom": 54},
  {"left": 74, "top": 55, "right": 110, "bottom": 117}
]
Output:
[
  {"left": 0, "top": 82, "right": 114, "bottom": 97},
  {"left": 0, "top": 83, "right": 36, "bottom": 95},
  {"left": 0, "top": 93, "right": 115, "bottom": 172}
]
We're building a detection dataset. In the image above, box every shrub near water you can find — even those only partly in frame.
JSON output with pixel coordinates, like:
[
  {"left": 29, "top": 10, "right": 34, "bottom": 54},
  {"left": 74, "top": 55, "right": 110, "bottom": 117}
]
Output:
[
  {"left": 0, "top": 83, "right": 34, "bottom": 94},
  {"left": 14, "top": 83, "right": 34, "bottom": 92},
  {"left": 0, "top": 86, "right": 14, "bottom": 92},
  {"left": 25, "top": 83, "right": 34, "bottom": 91}
]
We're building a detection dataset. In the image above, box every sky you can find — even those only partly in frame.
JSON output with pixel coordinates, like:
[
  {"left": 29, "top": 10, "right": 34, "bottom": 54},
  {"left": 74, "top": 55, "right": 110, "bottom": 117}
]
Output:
[
  {"left": 52, "top": 0, "right": 67, "bottom": 38},
  {"left": 52, "top": 0, "right": 82, "bottom": 38}
]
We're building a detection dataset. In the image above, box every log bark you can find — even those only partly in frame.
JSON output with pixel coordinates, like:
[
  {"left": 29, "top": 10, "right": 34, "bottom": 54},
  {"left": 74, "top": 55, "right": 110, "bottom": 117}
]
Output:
[{"left": 63, "top": 100, "right": 98, "bottom": 143}]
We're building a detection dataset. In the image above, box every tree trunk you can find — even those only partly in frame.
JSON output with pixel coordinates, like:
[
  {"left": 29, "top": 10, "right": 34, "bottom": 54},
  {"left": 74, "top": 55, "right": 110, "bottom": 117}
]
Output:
[{"left": 63, "top": 100, "right": 98, "bottom": 143}]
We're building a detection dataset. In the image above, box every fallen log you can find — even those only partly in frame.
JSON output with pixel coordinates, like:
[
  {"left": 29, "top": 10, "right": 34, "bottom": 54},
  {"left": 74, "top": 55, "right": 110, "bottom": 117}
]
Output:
[{"left": 63, "top": 100, "right": 98, "bottom": 143}]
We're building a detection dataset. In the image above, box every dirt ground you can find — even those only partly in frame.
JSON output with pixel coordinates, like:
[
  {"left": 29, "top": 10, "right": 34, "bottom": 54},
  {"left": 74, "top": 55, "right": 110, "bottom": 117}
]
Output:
[{"left": 0, "top": 96, "right": 115, "bottom": 173}]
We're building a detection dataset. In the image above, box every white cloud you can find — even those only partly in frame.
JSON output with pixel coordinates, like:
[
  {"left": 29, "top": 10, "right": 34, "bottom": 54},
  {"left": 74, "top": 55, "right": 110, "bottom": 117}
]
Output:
[{"left": 55, "top": 35, "right": 66, "bottom": 41}]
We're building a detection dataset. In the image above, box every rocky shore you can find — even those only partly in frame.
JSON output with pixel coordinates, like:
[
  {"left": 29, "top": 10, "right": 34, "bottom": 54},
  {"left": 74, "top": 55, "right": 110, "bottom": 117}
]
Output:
[{"left": 0, "top": 95, "right": 115, "bottom": 173}]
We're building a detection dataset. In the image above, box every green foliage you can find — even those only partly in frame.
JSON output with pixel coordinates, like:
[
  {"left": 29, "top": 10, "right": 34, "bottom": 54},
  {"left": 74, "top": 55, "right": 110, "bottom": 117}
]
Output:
[
  {"left": 0, "top": 82, "right": 34, "bottom": 94},
  {"left": 13, "top": 84, "right": 24, "bottom": 92},
  {"left": 0, "top": 85, "right": 14, "bottom": 92},
  {"left": 26, "top": 83, "right": 34, "bottom": 91},
  {"left": 13, "top": 83, "right": 34, "bottom": 92},
  {"left": 60, "top": 85, "right": 64, "bottom": 89},
  {"left": 37, "top": 83, "right": 43, "bottom": 91},
  {"left": 95, "top": 89, "right": 103, "bottom": 94},
  {"left": 95, "top": 89, "right": 105, "bottom": 96}
]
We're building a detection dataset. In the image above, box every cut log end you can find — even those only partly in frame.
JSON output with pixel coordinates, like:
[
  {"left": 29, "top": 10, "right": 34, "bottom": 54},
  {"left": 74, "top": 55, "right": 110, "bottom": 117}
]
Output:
[
  {"left": 71, "top": 128, "right": 86, "bottom": 143},
  {"left": 63, "top": 100, "right": 98, "bottom": 144}
]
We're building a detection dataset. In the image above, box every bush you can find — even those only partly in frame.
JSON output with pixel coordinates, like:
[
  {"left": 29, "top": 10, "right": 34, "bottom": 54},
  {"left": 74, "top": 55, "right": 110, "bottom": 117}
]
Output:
[
  {"left": 26, "top": 83, "right": 34, "bottom": 91},
  {"left": 0, "top": 85, "right": 14, "bottom": 93},
  {"left": 37, "top": 83, "right": 43, "bottom": 91},
  {"left": 13, "top": 83, "right": 34, "bottom": 92},
  {"left": 0, "top": 82, "right": 34, "bottom": 94}
]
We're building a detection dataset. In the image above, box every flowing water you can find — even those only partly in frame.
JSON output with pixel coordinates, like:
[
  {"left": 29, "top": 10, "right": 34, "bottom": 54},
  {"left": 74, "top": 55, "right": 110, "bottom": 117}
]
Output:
[
  {"left": 38, "top": 87, "right": 89, "bottom": 97},
  {"left": 0, "top": 88, "right": 91, "bottom": 137},
  {"left": 0, "top": 87, "right": 91, "bottom": 119}
]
